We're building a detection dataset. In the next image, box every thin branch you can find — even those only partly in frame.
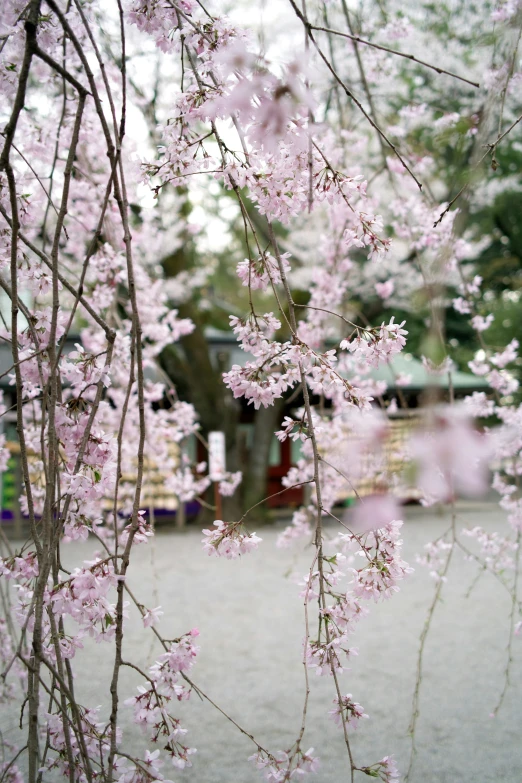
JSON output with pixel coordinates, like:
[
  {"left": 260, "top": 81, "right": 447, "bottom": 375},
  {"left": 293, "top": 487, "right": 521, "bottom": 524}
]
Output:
[
  {"left": 287, "top": 0, "right": 423, "bottom": 190},
  {"left": 238, "top": 480, "right": 314, "bottom": 524},
  {"left": 311, "top": 25, "right": 480, "bottom": 88}
]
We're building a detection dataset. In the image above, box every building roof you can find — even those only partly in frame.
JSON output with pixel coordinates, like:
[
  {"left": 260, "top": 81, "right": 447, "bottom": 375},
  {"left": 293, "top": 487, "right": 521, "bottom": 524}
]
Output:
[
  {"left": 364, "top": 353, "right": 489, "bottom": 391},
  {"left": 204, "top": 329, "right": 488, "bottom": 392},
  {"left": 0, "top": 330, "right": 487, "bottom": 394}
]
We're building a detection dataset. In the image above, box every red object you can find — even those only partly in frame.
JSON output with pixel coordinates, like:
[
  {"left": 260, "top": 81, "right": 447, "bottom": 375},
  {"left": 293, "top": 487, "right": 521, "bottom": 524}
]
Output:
[
  {"left": 198, "top": 428, "right": 303, "bottom": 509},
  {"left": 267, "top": 437, "right": 304, "bottom": 508}
]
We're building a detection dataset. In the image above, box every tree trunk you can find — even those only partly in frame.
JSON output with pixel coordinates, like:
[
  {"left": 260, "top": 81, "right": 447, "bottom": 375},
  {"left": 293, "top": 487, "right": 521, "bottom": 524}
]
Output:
[
  {"left": 160, "top": 237, "right": 285, "bottom": 525},
  {"left": 242, "top": 397, "right": 285, "bottom": 520}
]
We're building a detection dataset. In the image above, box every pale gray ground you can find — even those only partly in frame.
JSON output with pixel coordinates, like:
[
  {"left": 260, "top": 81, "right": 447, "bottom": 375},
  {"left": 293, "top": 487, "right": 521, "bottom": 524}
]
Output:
[{"left": 1, "top": 503, "right": 522, "bottom": 783}]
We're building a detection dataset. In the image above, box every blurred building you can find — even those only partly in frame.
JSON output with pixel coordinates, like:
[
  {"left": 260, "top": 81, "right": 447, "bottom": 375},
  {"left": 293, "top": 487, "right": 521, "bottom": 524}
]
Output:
[{"left": 0, "top": 332, "right": 489, "bottom": 533}]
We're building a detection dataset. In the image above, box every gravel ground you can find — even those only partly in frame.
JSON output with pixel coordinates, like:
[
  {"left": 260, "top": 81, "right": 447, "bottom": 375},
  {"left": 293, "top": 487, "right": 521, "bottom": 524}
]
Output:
[{"left": 1, "top": 502, "right": 522, "bottom": 782}]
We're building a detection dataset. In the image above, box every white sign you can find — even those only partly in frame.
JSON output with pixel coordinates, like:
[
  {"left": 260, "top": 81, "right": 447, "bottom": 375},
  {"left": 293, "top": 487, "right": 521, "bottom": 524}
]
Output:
[{"left": 208, "top": 431, "right": 226, "bottom": 481}]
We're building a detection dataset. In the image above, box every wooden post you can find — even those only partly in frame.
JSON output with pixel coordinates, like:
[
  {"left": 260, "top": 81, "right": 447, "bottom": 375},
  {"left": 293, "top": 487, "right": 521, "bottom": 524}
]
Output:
[
  {"left": 213, "top": 482, "right": 222, "bottom": 521},
  {"left": 176, "top": 497, "right": 186, "bottom": 529}
]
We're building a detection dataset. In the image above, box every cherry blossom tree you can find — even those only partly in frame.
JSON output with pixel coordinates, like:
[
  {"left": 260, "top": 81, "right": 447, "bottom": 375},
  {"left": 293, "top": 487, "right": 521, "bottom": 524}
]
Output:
[{"left": 0, "top": 0, "right": 521, "bottom": 782}]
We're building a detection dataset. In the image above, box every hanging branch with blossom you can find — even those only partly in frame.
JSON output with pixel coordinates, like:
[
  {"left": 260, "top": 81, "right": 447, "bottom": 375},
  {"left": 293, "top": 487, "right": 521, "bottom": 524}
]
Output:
[{"left": 0, "top": 1, "right": 520, "bottom": 783}]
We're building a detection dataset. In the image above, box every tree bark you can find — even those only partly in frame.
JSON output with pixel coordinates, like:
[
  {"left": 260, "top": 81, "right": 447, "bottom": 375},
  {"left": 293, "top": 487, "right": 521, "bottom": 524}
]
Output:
[{"left": 242, "top": 397, "right": 285, "bottom": 519}]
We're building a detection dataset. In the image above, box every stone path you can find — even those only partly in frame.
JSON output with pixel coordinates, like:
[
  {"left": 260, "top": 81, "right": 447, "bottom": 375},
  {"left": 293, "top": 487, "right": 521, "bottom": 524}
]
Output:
[{"left": 1, "top": 503, "right": 521, "bottom": 782}]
